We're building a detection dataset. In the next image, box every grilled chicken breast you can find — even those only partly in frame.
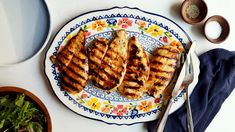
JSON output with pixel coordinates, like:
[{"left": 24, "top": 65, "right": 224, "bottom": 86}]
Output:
[
  {"left": 50, "top": 30, "right": 89, "bottom": 94},
  {"left": 93, "top": 29, "right": 128, "bottom": 91},
  {"left": 88, "top": 38, "right": 109, "bottom": 79},
  {"left": 118, "top": 36, "right": 150, "bottom": 99},
  {"left": 146, "top": 45, "right": 181, "bottom": 98}
]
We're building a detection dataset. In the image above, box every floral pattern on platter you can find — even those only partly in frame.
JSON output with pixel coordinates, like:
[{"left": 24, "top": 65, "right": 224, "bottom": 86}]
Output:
[
  {"left": 77, "top": 18, "right": 182, "bottom": 46},
  {"left": 46, "top": 7, "right": 192, "bottom": 125},
  {"left": 53, "top": 27, "right": 183, "bottom": 117}
]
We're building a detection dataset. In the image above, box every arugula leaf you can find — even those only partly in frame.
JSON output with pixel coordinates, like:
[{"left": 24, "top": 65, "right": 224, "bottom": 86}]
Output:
[
  {"left": 0, "top": 119, "right": 5, "bottom": 129},
  {"left": 0, "top": 95, "right": 10, "bottom": 108},
  {"left": 15, "top": 94, "right": 25, "bottom": 107},
  {"left": 0, "top": 94, "right": 45, "bottom": 132}
]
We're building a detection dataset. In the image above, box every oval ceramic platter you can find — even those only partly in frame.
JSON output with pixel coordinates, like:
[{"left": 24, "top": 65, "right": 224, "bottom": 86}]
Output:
[{"left": 45, "top": 6, "right": 199, "bottom": 125}]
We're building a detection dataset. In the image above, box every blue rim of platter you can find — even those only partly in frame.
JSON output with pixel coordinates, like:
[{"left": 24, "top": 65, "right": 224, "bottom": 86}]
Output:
[{"left": 44, "top": 6, "right": 192, "bottom": 125}]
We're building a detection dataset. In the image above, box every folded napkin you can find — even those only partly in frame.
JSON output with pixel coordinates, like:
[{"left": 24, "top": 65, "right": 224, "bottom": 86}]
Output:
[{"left": 147, "top": 48, "right": 235, "bottom": 132}]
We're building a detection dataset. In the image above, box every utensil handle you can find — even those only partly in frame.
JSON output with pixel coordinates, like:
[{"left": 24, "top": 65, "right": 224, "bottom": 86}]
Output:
[
  {"left": 186, "top": 86, "right": 194, "bottom": 132},
  {"left": 156, "top": 99, "right": 173, "bottom": 132}
]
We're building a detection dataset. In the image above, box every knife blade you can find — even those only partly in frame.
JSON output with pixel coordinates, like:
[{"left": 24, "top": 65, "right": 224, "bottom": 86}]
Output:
[
  {"left": 171, "top": 41, "right": 196, "bottom": 98},
  {"left": 155, "top": 41, "right": 197, "bottom": 132}
]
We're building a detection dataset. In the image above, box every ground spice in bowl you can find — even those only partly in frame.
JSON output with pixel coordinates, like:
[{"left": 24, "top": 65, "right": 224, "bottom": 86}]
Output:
[
  {"left": 186, "top": 4, "right": 200, "bottom": 19},
  {"left": 181, "top": 0, "right": 207, "bottom": 24}
]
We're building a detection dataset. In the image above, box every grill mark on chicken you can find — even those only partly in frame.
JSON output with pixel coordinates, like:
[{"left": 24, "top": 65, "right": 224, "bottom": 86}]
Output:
[
  {"left": 59, "top": 49, "right": 73, "bottom": 59},
  {"left": 146, "top": 45, "right": 181, "bottom": 98},
  {"left": 56, "top": 55, "right": 69, "bottom": 65},
  {"left": 96, "top": 39, "right": 107, "bottom": 47},
  {"left": 92, "top": 30, "right": 128, "bottom": 90},
  {"left": 70, "top": 61, "right": 89, "bottom": 75},
  {"left": 105, "top": 49, "right": 125, "bottom": 61},
  {"left": 66, "top": 64, "right": 88, "bottom": 81},
  {"left": 73, "top": 54, "right": 87, "bottom": 64},
  {"left": 98, "top": 68, "right": 120, "bottom": 83},
  {"left": 123, "top": 92, "right": 137, "bottom": 96},
  {"left": 159, "top": 46, "right": 180, "bottom": 54},
  {"left": 93, "top": 70, "right": 112, "bottom": 87},
  {"left": 62, "top": 67, "right": 87, "bottom": 86},
  {"left": 71, "top": 56, "right": 89, "bottom": 73},
  {"left": 80, "top": 47, "right": 86, "bottom": 54},
  {"left": 125, "top": 70, "right": 134, "bottom": 74},
  {"left": 153, "top": 82, "right": 165, "bottom": 87},
  {"left": 151, "top": 61, "right": 177, "bottom": 68},
  {"left": 150, "top": 67, "right": 174, "bottom": 74},
  {"left": 101, "top": 60, "right": 123, "bottom": 77},
  {"left": 91, "top": 48, "right": 105, "bottom": 57},
  {"left": 88, "top": 58, "right": 100, "bottom": 69},
  {"left": 123, "top": 85, "right": 141, "bottom": 89},
  {"left": 88, "top": 38, "right": 109, "bottom": 80},
  {"left": 155, "top": 53, "right": 178, "bottom": 60},
  {"left": 62, "top": 84, "right": 79, "bottom": 93},
  {"left": 154, "top": 74, "right": 170, "bottom": 81},
  {"left": 123, "top": 78, "right": 144, "bottom": 86},
  {"left": 62, "top": 75, "right": 83, "bottom": 92},
  {"left": 118, "top": 36, "right": 150, "bottom": 99},
  {"left": 91, "top": 41, "right": 107, "bottom": 53},
  {"left": 50, "top": 29, "right": 89, "bottom": 94},
  {"left": 54, "top": 30, "right": 85, "bottom": 68}
]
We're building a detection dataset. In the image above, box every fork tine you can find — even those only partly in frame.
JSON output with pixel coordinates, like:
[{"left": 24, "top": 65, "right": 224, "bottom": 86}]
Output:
[
  {"left": 182, "top": 52, "right": 186, "bottom": 65},
  {"left": 189, "top": 54, "right": 194, "bottom": 75},
  {"left": 185, "top": 53, "right": 194, "bottom": 132},
  {"left": 185, "top": 54, "right": 190, "bottom": 76},
  {"left": 183, "top": 53, "right": 194, "bottom": 86}
]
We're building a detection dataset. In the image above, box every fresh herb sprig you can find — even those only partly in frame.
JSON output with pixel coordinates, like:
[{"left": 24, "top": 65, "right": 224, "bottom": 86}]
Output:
[{"left": 0, "top": 94, "right": 45, "bottom": 132}]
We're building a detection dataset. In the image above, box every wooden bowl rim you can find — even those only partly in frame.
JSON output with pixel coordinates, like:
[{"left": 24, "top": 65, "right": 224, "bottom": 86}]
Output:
[
  {"left": 0, "top": 86, "right": 52, "bottom": 132},
  {"left": 203, "top": 15, "right": 230, "bottom": 44},
  {"left": 180, "top": 0, "right": 208, "bottom": 24}
]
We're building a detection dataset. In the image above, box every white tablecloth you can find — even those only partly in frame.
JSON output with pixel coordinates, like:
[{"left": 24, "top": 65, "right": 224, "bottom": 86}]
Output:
[{"left": 0, "top": 0, "right": 235, "bottom": 131}]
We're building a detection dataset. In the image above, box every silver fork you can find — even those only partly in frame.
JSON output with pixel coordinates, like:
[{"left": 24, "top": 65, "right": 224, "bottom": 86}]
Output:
[
  {"left": 155, "top": 53, "right": 185, "bottom": 132},
  {"left": 183, "top": 54, "right": 194, "bottom": 132}
]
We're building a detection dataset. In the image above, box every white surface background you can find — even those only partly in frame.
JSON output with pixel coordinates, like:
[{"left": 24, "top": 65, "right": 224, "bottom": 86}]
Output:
[{"left": 0, "top": 0, "right": 235, "bottom": 131}]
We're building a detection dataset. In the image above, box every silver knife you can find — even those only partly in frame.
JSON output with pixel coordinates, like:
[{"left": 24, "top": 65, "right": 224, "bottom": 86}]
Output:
[{"left": 156, "top": 41, "right": 196, "bottom": 132}]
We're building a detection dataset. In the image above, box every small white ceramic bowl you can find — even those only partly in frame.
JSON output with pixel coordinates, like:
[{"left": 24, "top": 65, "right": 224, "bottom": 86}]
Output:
[
  {"left": 0, "top": 0, "right": 52, "bottom": 66},
  {"left": 203, "top": 15, "right": 230, "bottom": 44}
]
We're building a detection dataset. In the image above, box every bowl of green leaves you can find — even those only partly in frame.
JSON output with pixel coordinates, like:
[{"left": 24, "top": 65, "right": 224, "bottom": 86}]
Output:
[{"left": 0, "top": 86, "right": 51, "bottom": 132}]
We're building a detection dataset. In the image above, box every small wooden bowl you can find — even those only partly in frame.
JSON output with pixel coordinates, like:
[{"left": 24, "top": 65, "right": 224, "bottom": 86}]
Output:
[
  {"left": 181, "top": 0, "right": 208, "bottom": 24},
  {"left": 0, "top": 86, "right": 52, "bottom": 132},
  {"left": 203, "top": 15, "right": 230, "bottom": 43}
]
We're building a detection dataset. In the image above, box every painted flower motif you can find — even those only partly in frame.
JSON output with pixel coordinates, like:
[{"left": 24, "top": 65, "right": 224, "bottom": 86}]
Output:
[
  {"left": 137, "top": 20, "right": 147, "bottom": 28},
  {"left": 77, "top": 92, "right": 89, "bottom": 104},
  {"left": 153, "top": 102, "right": 162, "bottom": 109},
  {"left": 164, "top": 31, "right": 173, "bottom": 41},
  {"left": 86, "top": 97, "right": 101, "bottom": 110},
  {"left": 81, "top": 25, "right": 92, "bottom": 37},
  {"left": 118, "top": 18, "right": 133, "bottom": 29},
  {"left": 106, "top": 18, "right": 117, "bottom": 26},
  {"left": 146, "top": 24, "right": 163, "bottom": 37},
  {"left": 112, "top": 104, "right": 128, "bottom": 116},
  {"left": 160, "top": 36, "right": 168, "bottom": 43},
  {"left": 153, "top": 97, "right": 162, "bottom": 109},
  {"left": 101, "top": 101, "right": 113, "bottom": 114},
  {"left": 169, "top": 40, "right": 185, "bottom": 52},
  {"left": 130, "top": 108, "right": 138, "bottom": 115},
  {"left": 138, "top": 100, "right": 153, "bottom": 112},
  {"left": 84, "top": 31, "right": 91, "bottom": 37},
  {"left": 81, "top": 93, "right": 88, "bottom": 99},
  {"left": 91, "top": 20, "right": 107, "bottom": 32},
  {"left": 125, "top": 103, "right": 136, "bottom": 110},
  {"left": 154, "top": 98, "right": 161, "bottom": 104}
]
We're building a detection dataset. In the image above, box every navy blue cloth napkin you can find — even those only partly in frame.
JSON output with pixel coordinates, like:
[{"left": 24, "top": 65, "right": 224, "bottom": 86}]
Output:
[{"left": 147, "top": 48, "right": 235, "bottom": 132}]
